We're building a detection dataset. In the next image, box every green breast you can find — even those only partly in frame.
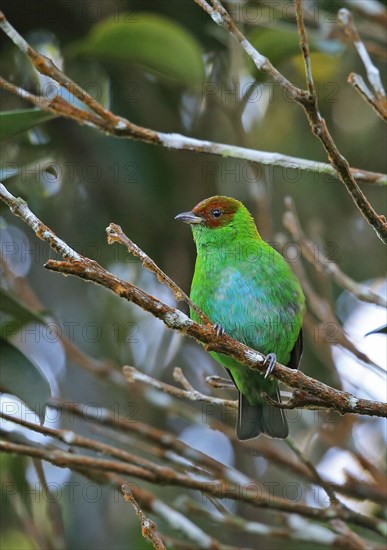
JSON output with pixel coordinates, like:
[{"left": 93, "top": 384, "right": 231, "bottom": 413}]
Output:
[{"left": 190, "top": 239, "right": 305, "bottom": 365}]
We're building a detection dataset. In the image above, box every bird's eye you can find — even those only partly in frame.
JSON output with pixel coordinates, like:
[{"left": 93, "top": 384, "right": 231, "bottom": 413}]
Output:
[{"left": 212, "top": 209, "right": 222, "bottom": 218}]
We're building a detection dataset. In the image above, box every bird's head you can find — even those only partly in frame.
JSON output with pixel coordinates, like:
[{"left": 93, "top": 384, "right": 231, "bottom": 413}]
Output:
[{"left": 175, "top": 196, "right": 260, "bottom": 249}]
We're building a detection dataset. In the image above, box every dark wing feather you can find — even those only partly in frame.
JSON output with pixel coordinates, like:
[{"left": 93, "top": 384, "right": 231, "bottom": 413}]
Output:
[{"left": 287, "top": 329, "right": 303, "bottom": 370}]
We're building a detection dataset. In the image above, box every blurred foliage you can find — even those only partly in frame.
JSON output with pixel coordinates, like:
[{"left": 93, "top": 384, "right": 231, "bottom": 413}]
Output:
[
  {"left": 0, "top": 110, "right": 55, "bottom": 141},
  {"left": 0, "top": 0, "right": 386, "bottom": 549},
  {"left": 0, "top": 339, "right": 50, "bottom": 422},
  {"left": 71, "top": 12, "right": 205, "bottom": 87}
]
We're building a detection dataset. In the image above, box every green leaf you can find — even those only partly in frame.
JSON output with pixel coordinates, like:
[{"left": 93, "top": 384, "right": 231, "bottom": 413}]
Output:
[
  {"left": 0, "top": 338, "right": 51, "bottom": 423},
  {"left": 248, "top": 27, "right": 342, "bottom": 83},
  {"left": 0, "top": 109, "right": 55, "bottom": 141},
  {"left": 249, "top": 27, "right": 302, "bottom": 69},
  {"left": 71, "top": 13, "right": 204, "bottom": 87},
  {"left": 0, "top": 288, "right": 47, "bottom": 338}
]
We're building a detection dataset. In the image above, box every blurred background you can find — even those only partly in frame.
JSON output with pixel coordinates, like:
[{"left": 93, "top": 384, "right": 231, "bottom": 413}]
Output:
[{"left": 1, "top": 0, "right": 386, "bottom": 548}]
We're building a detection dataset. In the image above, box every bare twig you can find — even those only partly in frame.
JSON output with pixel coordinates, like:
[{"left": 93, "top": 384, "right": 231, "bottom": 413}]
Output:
[
  {"left": 45, "top": 397, "right": 387, "bottom": 507},
  {"left": 0, "top": 257, "right": 125, "bottom": 386},
  {"left": 194, "top": 0, "right": 305, "bottom": 102},
  {"left": 283, "top": 246, "right": 383, "bottom": 376},
  {"left": 108, "top": 476, "right": 221, "bottom": 550},
  {"left": 348, "top": 73, "right": 387, "bottom": 122},
  {"left": 46, "top": 398, "right": 242, "bottom": 485},
  {"left": 0, "top": 439, "right": 385, "bottom": 534},
  {"left": 344, "top": 0, "right": 387, "bottom": 27},
  {"left": 294, "top": 0, "right": 317, "bottom": 101},
  {"left": 0, "top": 10, "right": 385, "bottom": 191},
  {"left": 283, "top": 197, "right": 387, "bottom": 308},
  {"left": 0, "top": 412, "right": 193, "bottom": 481},
  {"left": 286, "top": 438, "right": 378, "bottom": 550},
  {"left": 0, "top": 182, "right": 386, "bottom": 419},
  {"left": 106, "top": 223, "right": 210, "bottom": 325},
  {"left": 286, "top": 439, "right": 340, "bottom": 506},
  {"left": 124, "top": 366, "right": 237, "bottom": 410},
  {"left": 2, "top": 76, "right": 383, "bottom": 188},
  {"left": 192, "top": 1, "right": 387, "bottom": 242},
  {"left": 338, "top": 9, "right": 386, "bottom": 101},
  {"left": 205, "top": 375, "right": 235, "bottom": 389},
  {"left": 178, "top": 497, "right": 376, "bottom": 549},
  {"left": 121, "top": 484, "right": 166, "bottom": 550},
  {"left": 6, "top": 481, "right": 50, "bottom": 550},
  {"left": 32, "top": 460, "right": 66, "bottom": 550}
]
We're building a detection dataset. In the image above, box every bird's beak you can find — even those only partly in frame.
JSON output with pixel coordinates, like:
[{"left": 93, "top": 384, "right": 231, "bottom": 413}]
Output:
[{"left": 175, "top": 211, "right": 203, "bottom": 225}]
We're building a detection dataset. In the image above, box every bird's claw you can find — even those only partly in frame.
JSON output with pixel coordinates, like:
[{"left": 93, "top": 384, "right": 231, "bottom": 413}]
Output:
[
  {"left": 213, "top": 323, "right": 225, "bottom": 337},
  {"left": 264, "top": 353, "right": 277, "bottom": 379}
]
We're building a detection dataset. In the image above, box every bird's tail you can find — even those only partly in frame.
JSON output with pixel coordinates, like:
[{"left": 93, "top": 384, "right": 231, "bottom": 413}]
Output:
[{"left": 236, "top": 388, "right": 288, "bottom": 440}]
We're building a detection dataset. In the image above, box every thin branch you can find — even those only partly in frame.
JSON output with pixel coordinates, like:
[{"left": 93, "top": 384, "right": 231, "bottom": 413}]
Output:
[
  {"left": 348, "top": 73, "right": 387, "bottom": 122},
  {"left": 46, "top": 397, "right": 387, "bottom": 507},
  {"left": 32, "top": 460, "right": 66, "bottom": 550},
  {"left": 6, "top": 480, "right": 50, "bottom": 550},
  {"left": 106, "top": 223, "right": 209, "bottom": 325},
  {"left": 0, "top": 11, "right": 385, "bottom": 192},
  {"left": 131, "top": 365, "right": 343, "bottom": 414},
  {"left": 121, "top": 484, "right": 166, "bottom": 550},
  {"left": 0, "top": 258, "right": 125, "bottom": 386},
  {"left": 192, "top": 0, "right": 387, "bottom": 242},
  {"left": 177, "top": 497, "right": 376, "bottom": 549},
  {"left": 46, "top": 398, "right": 242, "bottom": 486},
  {"left": 1, "top": 182, "right": 386, "bottom": 419},
  {"left": 338, "top": 8, "right": 386, "bottom": 101},
  {"left": 205, "top": 375, "right": 235, "bottom": 389},
  {"left": 286, "top": 438, "right": 340, "bottom": 505},
  {"left": 1, "top": 77, "right": 383, "bottom": 188},
  {"left": 124, "top": 366, "right": 236, "bottom": 410},
  {"left": 0, "top": 183, "right": 81, "bottom": 261},
  {"left": 0, "top": 76, "right": 104, "bottom": 130},
  {"left": 1, "top": 439, "right": 385, "bottom": 535},
  {"left": 237, "top": 434, "right": 387, "bottom": 507},
  {"left": 120, "top": 486, "right": 220, "bottom": 550},
  {"left": 294, "top": 0, "right": 317, "bottom": 101},
  {"left": 293, "top": 0, "right": 387, "bottom": 243},
  {"left": 283, "top": 246, "right": 383, "bottom": 377},
  {"left": 0, "top": 12, "right": 128, "bottom": 127},
  {"left": 283, "top": 197, "right": 387, "bottom": 308},
  {"left": 0, "top": 412, "right": 190, "bottom": 481},
  {"left": 30, "top": 461, "right": 238, "bottom": 550},
  {"left": 344, "top": 0, "right": 387, "bottom": 28},
  {"left": 194, "top": 0, "right": 305, "bottom": 102}
]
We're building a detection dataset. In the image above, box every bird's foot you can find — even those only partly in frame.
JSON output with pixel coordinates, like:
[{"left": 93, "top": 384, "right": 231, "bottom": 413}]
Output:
[
  {"left": 264, "top": 353, "right": 277, "bottom": 379},
  {"left": 213, "top": 323, "right": 225, "bottom": 337}
]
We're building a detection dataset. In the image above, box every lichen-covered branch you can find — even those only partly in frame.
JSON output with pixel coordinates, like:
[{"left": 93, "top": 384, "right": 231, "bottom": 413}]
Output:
[
  {"left": 121, "top": 485, "right": 166, "bottom": 550},
  {"left": 348, "top": 72, "right": 387, "bottom": 122},
  {"left": 0, "top": 10, "right": 386, "bottom": 191},
  {"left": 48, "top": 397, "right": 387, "bottom": 507},
  {"left": 338, "top": 7, "right": 387, "bottom": 122},
  {"left": 338, "top": 9, "right": 386, "bottom": 103},
  {"left": 124, "top": 366, "right": 237, "bottom": 410},
  {"left": 106, "top": 223, "right": 209, "bottom": 325},
  {"left": 0, "top": 438, "right": 384, "bottom": 536},
  {"left": 192, "top": 1, "right": 387, "bottom": 243},
  {"left": 0, "top": 182, "right": 386, "bottom": 419},
  {"left": 283, "top": 197, "right": 387, "bottom": 308}
]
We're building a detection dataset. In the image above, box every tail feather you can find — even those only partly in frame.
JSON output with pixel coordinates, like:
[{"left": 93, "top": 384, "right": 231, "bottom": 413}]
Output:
[
  {"left": 236, "top": 388, "right": 288, "bottom": 440},
  {"left": 237, "top": 393, "right": 263, "bottom": 440},
  {"left": 261, "top": 387, "right": 288, "bottom": 439}
]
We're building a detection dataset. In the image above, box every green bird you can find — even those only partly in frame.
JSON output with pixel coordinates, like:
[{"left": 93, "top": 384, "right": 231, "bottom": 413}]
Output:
[{"left": 176, "top": 196, "right": 305, "bottom": 440}]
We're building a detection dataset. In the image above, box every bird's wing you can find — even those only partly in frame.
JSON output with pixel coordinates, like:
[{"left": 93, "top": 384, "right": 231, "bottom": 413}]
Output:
[{"left": 287, "top": 328, "right": 303, "bottom": 370}]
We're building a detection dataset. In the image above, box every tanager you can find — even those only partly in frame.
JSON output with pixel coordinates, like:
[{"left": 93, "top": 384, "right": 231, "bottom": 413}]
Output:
[{"left": 176, "top": 196, "right": 305, "bottom": 439}]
